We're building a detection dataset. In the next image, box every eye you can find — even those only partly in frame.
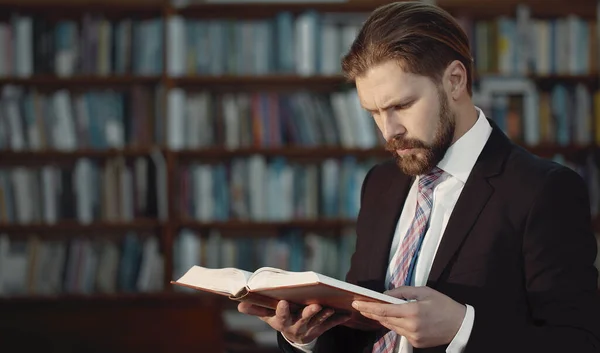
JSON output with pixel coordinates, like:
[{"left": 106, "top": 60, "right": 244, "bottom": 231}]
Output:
[{"left": 394, "top": 101, "right": 414, "bottom": 110}]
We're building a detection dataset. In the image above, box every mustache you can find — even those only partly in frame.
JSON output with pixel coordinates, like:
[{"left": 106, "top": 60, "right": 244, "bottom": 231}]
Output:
[{"left": 385, "top": 135, "right": 428, "bottom": 152}]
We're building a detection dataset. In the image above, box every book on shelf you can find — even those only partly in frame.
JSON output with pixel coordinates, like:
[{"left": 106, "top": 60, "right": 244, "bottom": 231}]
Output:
[{"left": 171, "top": 265, "right": 406, "bottom": 329}]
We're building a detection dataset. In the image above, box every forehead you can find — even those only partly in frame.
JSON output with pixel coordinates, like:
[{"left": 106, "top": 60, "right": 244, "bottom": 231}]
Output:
[{"left": 355, "top": 60, "right": 431, "bottom": 109}]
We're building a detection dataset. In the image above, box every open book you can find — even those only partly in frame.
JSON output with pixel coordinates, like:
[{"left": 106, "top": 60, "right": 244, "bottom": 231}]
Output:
[{"left": 172, "top": 266, "right": 407, "bottom": 329}]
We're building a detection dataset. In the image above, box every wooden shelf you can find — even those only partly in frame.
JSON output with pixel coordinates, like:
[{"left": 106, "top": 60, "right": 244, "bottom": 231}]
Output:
[
  {"left": 174, "top": 146, "right": 388, "bottom": 160},
  {"left": 0, "top": 220, "right": 162, "bottom": 234},
  {"left": 172, "top": 75, "right": 351, "bottom": 92},
  {"left": 178, "top": 219, "right": 356, "bottom": 232},
  {"left": 0, "top": 145, "right": 594, "bottom": 166},
  {"left": 172, "top": 74, "right": 599, "bottom": 91},
  {"left": 174, "top": 144, "right": 595, "bottom": 161},
  {"left": 531, "top": 74, "right": 599, "bottom": 89},
  {"left": 0, "top": 0, "right": 163, "bottom": 15},
  {"left": 174, "top": 0, "right": 597, "bottom": 19},
  {"left": 440, "top": 0, "right": 597, "bottom": 19},
  {"left": 0, "top": 75, "right": 161, "bottom": 87},
  {"left": 0, "top": 74, "right": 593, "bottom": 91},
  {"left": 0, "top": 148, "right": 156, "bottom": 165},
  {"left": 0, "top": 291, "right": 218, "bottom": 305}
]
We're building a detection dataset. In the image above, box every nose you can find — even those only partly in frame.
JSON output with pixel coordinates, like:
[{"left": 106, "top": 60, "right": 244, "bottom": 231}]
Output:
[{"left": 382, "top": 110, "right": 406, "bottom": 141}]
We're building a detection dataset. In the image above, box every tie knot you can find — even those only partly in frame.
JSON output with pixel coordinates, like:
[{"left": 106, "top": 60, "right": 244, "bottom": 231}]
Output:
[{"left": 418, "top": 167, "right": 445, "bottom": 191}]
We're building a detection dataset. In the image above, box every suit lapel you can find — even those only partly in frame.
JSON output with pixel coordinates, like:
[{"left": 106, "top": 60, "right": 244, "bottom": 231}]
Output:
[
  {"left": 426, "top": 172, "right": 493, "bottom": 284},
  {"left": 428, "top": 122, "right": 511, "bottom": 285},
  {"left": 366, "top": 169, "right": 414, "bottom": 293}
]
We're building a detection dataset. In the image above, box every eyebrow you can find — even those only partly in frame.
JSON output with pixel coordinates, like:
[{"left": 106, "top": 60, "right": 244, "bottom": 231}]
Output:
[{"left": 362, "top": 96, "right": 415, "bottom": 113}]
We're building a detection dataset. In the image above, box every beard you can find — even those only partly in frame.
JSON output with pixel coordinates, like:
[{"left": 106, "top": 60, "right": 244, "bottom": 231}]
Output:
[{"left": 384, "top": 89, "right": 456, "bottom": 176}]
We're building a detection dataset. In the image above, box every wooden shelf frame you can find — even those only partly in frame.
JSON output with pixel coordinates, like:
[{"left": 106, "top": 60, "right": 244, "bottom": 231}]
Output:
[
  {"left": 0, "top": 219, "right": 162, "bottom": 234},
  {"left": 0, "top": 74, "right": 596, "bottom": 90},
  {"left": 0, "top": 0, "right": 597, "bottom": 309},
  {"left": 174, "top": 0, "right": 598, "bottom": 20},
  {"left": 0, "top": 76, "right": 162, "bottom": 87},
  {"left": 0, "top": 143, "right": 596, "bottom": 164}
]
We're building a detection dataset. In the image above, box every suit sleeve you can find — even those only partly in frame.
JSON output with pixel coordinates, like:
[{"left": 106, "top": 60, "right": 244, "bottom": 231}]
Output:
[
  {"left": 465, "top": 166, "right": 600, "bottom": 353},
  {"left": 277, "top": 163, "right": 382, "bottom": 353}
]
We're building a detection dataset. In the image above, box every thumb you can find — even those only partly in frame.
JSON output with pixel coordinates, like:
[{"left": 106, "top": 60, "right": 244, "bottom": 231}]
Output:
[{"left": 384, "top": 285, "right": 430, "bottom": 301}]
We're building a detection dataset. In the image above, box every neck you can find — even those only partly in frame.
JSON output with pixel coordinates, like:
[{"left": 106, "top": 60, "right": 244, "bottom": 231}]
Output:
[{"left": 451, "top": 102, "right": 478, "bottom": 144}]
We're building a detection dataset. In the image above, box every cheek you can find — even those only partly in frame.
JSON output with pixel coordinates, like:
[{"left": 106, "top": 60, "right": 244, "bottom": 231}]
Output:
[{"left": 412, "top": 104, "right": 439, "bottom": 141}]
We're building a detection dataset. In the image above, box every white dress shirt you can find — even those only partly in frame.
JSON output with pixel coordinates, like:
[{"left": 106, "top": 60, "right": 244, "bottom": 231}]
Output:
[{"left": 285, "top": 107, "right": 492, "bottom": 353}]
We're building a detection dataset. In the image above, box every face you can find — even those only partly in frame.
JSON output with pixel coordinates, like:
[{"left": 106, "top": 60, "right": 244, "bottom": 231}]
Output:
[{"left": 355, "top": 60, "right": 456, "bottom": 176}]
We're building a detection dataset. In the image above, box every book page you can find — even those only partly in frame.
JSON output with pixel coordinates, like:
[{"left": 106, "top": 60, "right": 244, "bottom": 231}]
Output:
[
  {"left": 247, "top": 267, "right": 318, "bottom": 290},
  {"left": 314, "top": 273, "right": 406, "bottom": 304},
  {"left": 248, "top": 267, "right": 405, "bottom": 305},
  {"left": 174, "top": 266, "right": 252, "bottom": 296}
]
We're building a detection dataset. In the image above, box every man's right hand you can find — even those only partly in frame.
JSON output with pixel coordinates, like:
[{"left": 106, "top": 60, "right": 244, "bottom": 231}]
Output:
[{"left": 238, "top": 300, "right": 351, "bottom": 344}]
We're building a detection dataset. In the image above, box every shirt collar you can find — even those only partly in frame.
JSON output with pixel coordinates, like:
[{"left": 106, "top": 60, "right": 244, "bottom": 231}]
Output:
[{"left": 436, "top": 106, "right": 492, "bottom": 183}]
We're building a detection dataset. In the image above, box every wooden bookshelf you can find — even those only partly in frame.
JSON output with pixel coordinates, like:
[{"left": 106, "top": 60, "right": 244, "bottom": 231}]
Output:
[
  {"left": 0, "top": 148, "right": 156, "bottom": 165},
  {"left": 172, "top": 74, "right": 351, "bottom": 91},
  {"left": 0, "top": 289, "right": 225, "bottom": 353},
  {"left": 0, "top": 76, "right": 162, "bottom": 87},
  {"left": 172, "top": 144, "right": 596, "bottom": 161},
  {"left": 174, "top": 146, "right": 388, "bottom": 160},
  {"left": 0, "top": 291, "right": 211, "bottom": 304},
  {"left": 0, "top": 220, "right": 162, "bottom": 234},
  {"left": 0, "top": 0, "right": 164, "bottom": 13},
  {"left": 0, "top": 144, "right": 594, "bottom": 164},
  {"left": 174, "top": 0, "right": 597, "bottom": 19},
  {"left": 0, "top": 73, "right": 596, "bottom": 91},
  {"left": 0, "top": 0, "right": 597, "bottom": 352},
  {"left": 177, "top": 219, "right": 356, "bottom": 232}
]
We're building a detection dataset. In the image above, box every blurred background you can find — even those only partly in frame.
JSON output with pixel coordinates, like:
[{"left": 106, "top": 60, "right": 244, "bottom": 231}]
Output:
[{"left": 0, "top": 0, "right": 599, "bottom": 352}]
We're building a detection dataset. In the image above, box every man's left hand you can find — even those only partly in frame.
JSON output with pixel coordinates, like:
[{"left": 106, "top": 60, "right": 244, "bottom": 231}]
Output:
[{"left": 352, "top": 286, "right": 466, "bottom": 348}]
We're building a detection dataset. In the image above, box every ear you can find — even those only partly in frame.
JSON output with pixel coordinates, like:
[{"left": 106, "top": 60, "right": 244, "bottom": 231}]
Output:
[{"left": 444, "top": 60, "right": 468, "bottom": 100}]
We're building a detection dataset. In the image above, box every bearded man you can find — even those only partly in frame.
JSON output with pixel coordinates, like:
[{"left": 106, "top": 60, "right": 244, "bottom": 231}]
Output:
[{"left": 238, "top": 2, "right": 600, "bottom": 353}]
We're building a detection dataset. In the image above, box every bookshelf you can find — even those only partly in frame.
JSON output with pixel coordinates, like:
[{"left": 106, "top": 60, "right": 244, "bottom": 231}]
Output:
[{"left": 0, "top": 0, "right": 599, "bottom": 352}]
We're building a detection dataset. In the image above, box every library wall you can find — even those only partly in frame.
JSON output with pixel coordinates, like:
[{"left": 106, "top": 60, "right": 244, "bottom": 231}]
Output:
[{"left": 0, "top": 0, "right": 599, "bottom": 353}]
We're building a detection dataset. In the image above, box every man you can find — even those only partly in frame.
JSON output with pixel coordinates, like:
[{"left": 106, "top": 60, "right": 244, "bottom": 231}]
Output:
[{"left": 238, "top": 2, "right": 600, "bottom": 352}]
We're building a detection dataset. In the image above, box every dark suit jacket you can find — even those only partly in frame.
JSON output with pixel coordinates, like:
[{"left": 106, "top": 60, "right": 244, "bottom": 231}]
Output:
[{"left": 278, "top": 121, "right": 600, "bottom": 353}]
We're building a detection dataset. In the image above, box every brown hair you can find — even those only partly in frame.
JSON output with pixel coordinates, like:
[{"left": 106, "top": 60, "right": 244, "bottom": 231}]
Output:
[{"left": 341, "top": 1, "right": 474, "bottom": 96}]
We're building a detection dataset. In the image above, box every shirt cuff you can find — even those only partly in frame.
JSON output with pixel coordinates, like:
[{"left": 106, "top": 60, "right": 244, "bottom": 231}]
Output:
[
  {"left": 282, "top": 333, "right": 317, "bottom": 353},
  {"left": 446, "top": 304, "right": 475, "bottom": 353}
]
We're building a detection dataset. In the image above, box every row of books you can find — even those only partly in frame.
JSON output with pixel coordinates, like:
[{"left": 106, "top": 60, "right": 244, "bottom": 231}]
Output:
[
  {"left": 1, "top": 81, "right": 597, "bottom": 152},
  {"left": 167, "top": 10, "right": 599, "bottom": 77},
  {"left": 167, "top": 12, "right": 360, "bottom": 77},
  {"left": 2, "top": 6, "right": 598, "bottom": 78},
  {"left": 167, "top": 89, "right": 381, "bottom": 150},
  {"left": 0, "top": 85, "right": 159, "bottom": 151},
  {"left": 475, "top": 78, "right": 600, "bottom": 146},
  {"left": 0, "top": 157, "right": 159, "bottom": 224},
  {"left": 173, "top": 227, "right": 357, "bottom": 283},
  {"left": 458, "top": 14, "right": 598, "bottom": 76},
  {"left": 177, "top": 157, "right": 373, "bottom": 221},
  {"left": 0, "top": 152, "right": 598, "bottom": 226},
  {"left": 168, "top": 81, "right": 600, "bottom": 150},
  {"left": 0, "top": 233, "right": 163, "bottom": 296},
  {"left": 0, "top": 15, "right": 164, "bottom": 77}
]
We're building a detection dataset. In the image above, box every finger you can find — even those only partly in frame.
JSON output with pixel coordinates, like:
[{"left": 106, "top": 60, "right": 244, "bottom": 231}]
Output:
[
  {"left": 352, "top": 301, "right": 409, "bottom": 318},
  {"left": 275, "top": 300, "right": 293, "bottom": 325},
  {"left": 358, "top": 312, "right": 409, "bottom": 333},
  {"left": 238, "top": 302, "right": 275, "bottom": 318},
  {"left": 384, "top": 286, "right": 430, "bottom": 301},
  {"left": 305, "top": 307, "right": 334, "bottom": 328},
  {"left": 294, "top": 304, "right": 323, "bottom": 326},
  {"left": 311, "top": 313, "right": 351, "bottom": 334}
]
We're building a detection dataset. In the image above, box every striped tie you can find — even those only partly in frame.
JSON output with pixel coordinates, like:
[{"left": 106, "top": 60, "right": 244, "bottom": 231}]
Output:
[{"left": 372, "top": 167, "right": 445, "bottom": 353}]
